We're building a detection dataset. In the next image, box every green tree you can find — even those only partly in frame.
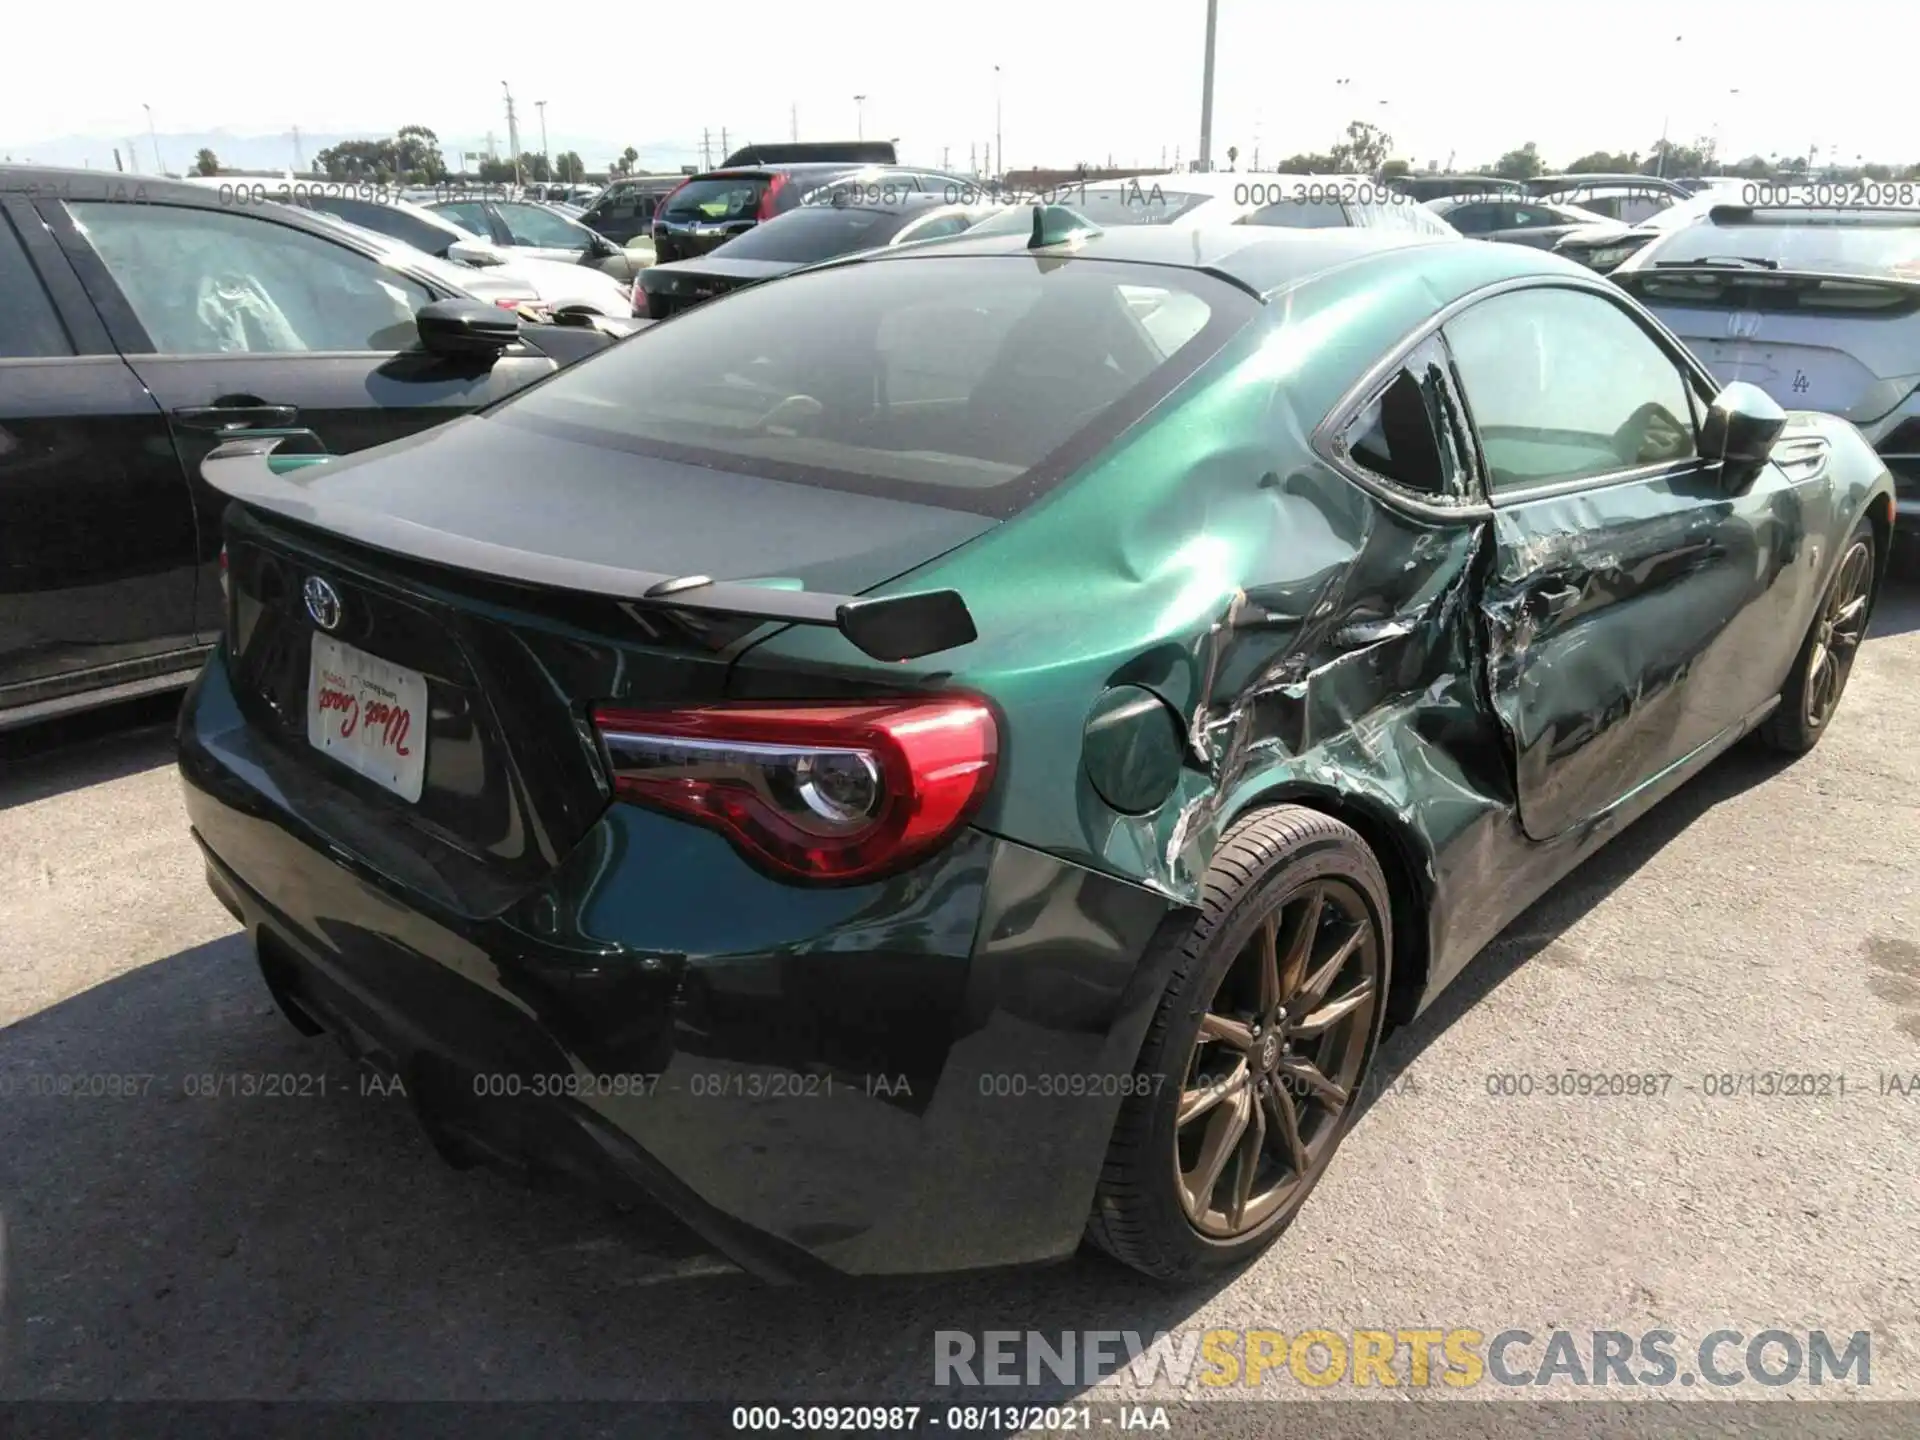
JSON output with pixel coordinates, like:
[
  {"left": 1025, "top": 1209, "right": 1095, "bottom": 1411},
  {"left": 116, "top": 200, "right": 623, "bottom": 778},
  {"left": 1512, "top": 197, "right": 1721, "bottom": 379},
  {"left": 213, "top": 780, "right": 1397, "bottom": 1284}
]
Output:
[
  {"left": 314, "top": 139, "right": 394, "bottom": 181},
  {"left": 193, "top": 148, "right": 219, "bottom": 176},
  {"left": 393, "top": 124, "right": 447, "bottom": 183},
  {"left": 1329, "top": 120, "right": 1392, "bottom": 173},
  {"left": 619, "top": 145, "right": 639, "bottom": 175},
  {"left": 1276, "top": 151, "right": 1340, "bottom": 173},
  {"left": 554, "top": 150, "right": 586, "bottom": 182},
  {"left": 1564, "top": 150, "right": 1639, "bottom": 173},
  {"left": 518, "top": 151, "right": 551, "bottom": 182},
  {"left": 1725, "top": 153, "right": 1773, "bottom": 179},
  {"left": 1489, "top": 142, "right": 1544, "bottom": 180},
  {"left": 1642, "top": 138, "right": 1709, "bottom": 177},
  {"left": 475, "top": 157, "right": 516, "bottom": 183},
  {"left": 1378, "top": 157, "right": 1410, "bottom": 180}
]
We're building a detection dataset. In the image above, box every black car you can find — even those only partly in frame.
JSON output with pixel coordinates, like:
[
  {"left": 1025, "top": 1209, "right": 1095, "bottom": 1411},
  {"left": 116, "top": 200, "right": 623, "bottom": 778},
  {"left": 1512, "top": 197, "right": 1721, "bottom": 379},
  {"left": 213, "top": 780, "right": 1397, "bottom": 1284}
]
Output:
[
  {"left": 1426, "top": 194, "right": 1627, "bottom": 250},
  {"left": 650, "top": 164, "right": 964, "bottom": 263},
  {"left": 637, "top": 193, "right": 990, "bottom": 318},
  {"left": 576, "top": 175, "right": 686, "bottom": 246},
  {"left": 0, "top": 167, "right": 622, "bottom": 729}
]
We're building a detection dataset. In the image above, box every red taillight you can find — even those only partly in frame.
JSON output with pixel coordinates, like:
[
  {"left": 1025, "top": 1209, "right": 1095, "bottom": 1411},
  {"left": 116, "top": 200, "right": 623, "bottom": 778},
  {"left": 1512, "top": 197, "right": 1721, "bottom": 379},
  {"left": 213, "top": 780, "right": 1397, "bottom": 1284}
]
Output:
[
  {"left": 755, "top": 173, "right": 790, "bottom": 220},
  {"left": 589, "top": 698, "right": 998, "bottom": 884}
]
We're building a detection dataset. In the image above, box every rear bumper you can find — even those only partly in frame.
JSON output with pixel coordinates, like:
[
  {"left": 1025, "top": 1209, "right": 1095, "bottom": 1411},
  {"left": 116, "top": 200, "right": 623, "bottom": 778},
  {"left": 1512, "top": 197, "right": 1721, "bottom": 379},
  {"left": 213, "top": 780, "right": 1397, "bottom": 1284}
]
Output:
[{"left": 178, "top": 648, "right": 1182, "bottom": 1279}]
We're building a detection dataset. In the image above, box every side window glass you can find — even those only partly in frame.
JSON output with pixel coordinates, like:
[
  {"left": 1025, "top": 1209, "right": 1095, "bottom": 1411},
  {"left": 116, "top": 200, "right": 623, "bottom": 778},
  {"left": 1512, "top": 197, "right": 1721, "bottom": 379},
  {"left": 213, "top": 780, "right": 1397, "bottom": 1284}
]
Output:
[
  {"left": 1449, "top": 204, "right": 1494, "bottom": 235},
  {"left": 1336, "top": 336, "right": 1471, "bottom": 497},
  {"left": 69, "top": 202, "right": 430, "bottom": 355},
  {"left": 1445, "top": 287, "right": 1699, "bottom": 494},
  {"left": 0, "top": 210, "right": 75, "bottom": 357},
  {"left": 497, "top": 203, "right": 587, "bottom": 248},
  {"left": 432, "top": 201, "right": 492, "bottom": 235}
]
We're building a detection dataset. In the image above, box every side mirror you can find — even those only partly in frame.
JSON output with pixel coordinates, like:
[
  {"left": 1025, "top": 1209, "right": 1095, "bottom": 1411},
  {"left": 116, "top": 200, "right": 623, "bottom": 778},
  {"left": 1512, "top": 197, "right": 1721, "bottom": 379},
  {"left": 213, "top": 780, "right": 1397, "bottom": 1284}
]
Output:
[
  {"left": 417, "top": 299, "right": 519, "bottom": 358},
  {"left": 1700, "top": 380, "right": 1788, "bottom": 489},
  {"left": 446, "top": 237, "right": 507, "bottom": 268}
]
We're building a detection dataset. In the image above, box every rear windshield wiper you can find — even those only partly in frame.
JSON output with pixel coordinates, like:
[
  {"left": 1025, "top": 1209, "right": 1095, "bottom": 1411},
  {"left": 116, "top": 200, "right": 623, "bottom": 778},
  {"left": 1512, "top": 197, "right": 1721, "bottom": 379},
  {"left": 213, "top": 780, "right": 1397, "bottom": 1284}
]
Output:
[{"left": 1654, "top": 255, "right": 1780, "bottom": 269}]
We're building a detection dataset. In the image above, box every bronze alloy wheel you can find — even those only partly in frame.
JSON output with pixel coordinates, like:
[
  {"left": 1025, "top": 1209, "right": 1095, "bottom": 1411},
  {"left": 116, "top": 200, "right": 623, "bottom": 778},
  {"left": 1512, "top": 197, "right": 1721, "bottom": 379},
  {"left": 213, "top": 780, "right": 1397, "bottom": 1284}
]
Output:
[
  {"left": 1759, "top": 515, "right": 1877, "bottom": 757},
  {"left": 1087, "top": 805, "right": 1392, "bottom": 1281},
  {"left": 1174, "top": 877, "right": 1381, "bottom": 1238},
  {"left": 1803, "top": 536, "right": 1872, "bottom": 730}
]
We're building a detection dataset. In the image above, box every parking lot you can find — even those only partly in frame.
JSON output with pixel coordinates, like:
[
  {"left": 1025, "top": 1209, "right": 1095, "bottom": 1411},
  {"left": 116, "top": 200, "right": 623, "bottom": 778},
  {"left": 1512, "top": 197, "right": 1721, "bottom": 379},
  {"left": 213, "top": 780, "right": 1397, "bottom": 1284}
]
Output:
[{"left": 1, "top": 570, "right": 1916, "bottom": 1421}]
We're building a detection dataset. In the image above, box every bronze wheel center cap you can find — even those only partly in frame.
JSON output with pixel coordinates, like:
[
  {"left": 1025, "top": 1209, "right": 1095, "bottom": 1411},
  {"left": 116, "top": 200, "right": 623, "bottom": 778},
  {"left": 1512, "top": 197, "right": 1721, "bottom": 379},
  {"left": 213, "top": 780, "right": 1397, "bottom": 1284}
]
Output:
[{"left": 1258, "top": 1033, "right": 1282, "bottom": 1070}]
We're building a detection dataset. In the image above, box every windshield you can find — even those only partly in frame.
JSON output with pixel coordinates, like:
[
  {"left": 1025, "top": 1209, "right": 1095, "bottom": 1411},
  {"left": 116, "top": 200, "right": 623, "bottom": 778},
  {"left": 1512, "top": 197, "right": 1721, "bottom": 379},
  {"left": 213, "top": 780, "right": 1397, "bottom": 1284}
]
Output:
[
  {"left": 1648, "top": 212, "right": 1920, "bottom": 276},
  {"left": 661, "top": 176, "right": 769, "bottom": 223},
  {"left": 712, "top": 206, "right": 905, "bottom": 262},
  {"left": 1062, "top": 185, "right": 1215, "bottom": 227},
  {"left": 490, "top": 256, "right": 1254, "bottom": 517}
]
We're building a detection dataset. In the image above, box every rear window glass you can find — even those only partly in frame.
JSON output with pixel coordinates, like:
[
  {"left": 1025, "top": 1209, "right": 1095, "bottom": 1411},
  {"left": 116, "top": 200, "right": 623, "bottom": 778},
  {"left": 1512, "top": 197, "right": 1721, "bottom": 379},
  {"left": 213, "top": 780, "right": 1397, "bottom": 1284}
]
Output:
[
  {"left": 1067, "top": 187, "right": 1214, "bottom": 227},
  {"left": 1649, "top": 213, "right": 1920, "bottom": 276},
  {"left": 712, "top": 206, "right": 904, "bottom": 262},
  {"left": 661, "top": 177, "right": 769, "bottom": 223},
  {"left": 491, "top": 256, "right": 1254, "bottom": 518}
]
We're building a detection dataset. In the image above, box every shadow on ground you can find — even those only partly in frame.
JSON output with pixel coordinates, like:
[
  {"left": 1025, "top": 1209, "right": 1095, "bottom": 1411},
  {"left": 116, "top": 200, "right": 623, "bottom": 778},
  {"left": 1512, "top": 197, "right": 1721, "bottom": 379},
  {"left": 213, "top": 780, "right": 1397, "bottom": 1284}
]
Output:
[{"left": 0, "top": 581, "right": 1909, "bottom": 1409}]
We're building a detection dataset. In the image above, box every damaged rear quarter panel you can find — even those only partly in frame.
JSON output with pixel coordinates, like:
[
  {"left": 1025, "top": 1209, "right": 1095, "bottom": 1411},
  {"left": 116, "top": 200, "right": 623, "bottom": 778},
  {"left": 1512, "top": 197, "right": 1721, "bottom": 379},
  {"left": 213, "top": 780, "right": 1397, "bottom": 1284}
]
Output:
[{"left": 737, "top": 268, "right": 1526, "bottom": 1007}]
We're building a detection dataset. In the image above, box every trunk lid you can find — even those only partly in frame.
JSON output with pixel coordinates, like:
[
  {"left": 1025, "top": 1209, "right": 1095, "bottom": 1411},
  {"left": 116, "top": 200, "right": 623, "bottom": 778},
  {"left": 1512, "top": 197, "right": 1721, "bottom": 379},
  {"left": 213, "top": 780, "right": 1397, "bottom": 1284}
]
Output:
[
  {"left": 639, "top": 256, "right": 795, "bottom": 318},
  {"left": 1624, "top": 269, "right": 1920, "bottom": 420},
  {"left": 214, "top": 416, "right": 996, "bottom": 898}
]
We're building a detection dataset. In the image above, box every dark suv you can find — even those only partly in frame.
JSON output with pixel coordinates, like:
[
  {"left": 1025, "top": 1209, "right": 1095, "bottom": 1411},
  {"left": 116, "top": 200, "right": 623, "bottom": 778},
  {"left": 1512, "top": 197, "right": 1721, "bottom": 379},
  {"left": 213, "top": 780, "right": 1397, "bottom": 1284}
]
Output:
[
  {"left": 650, "top": 164, "right": 964, "bottom": 262},
  {"left": 577, "top": 175, "right": 687, "bottom": 246}
]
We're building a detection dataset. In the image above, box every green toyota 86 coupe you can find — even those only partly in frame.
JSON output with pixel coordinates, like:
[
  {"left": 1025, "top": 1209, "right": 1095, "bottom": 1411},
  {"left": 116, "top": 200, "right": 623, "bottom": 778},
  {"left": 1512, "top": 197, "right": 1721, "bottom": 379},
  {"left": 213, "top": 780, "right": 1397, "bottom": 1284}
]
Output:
[{"left": 177, "top": 210, "right": 1895, "bottom": 1284}]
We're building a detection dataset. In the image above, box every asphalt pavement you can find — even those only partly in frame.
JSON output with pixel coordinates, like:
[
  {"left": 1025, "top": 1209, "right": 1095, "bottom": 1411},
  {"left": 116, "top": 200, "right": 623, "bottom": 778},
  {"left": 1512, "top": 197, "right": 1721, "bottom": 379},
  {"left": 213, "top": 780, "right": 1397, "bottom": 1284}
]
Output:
[{"left": 2, "top": 579, "right": 1917, "bottom": 1432}]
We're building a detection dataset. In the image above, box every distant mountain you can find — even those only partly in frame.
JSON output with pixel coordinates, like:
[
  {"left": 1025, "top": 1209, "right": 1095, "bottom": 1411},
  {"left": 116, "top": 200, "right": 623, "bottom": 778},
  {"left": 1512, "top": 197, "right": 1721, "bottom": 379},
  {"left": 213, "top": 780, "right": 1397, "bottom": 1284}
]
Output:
[{"left": 1, "top": 126, "right": 700, "bottom": 176}]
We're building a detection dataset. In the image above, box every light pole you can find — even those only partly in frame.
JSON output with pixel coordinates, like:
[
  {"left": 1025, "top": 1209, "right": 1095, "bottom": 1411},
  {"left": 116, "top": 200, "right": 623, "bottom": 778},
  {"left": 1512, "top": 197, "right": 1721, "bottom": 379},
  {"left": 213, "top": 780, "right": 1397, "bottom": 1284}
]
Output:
[
  {"left": 535, "top": 100, "right": 549, "bottom": 180},
  {"left": 854, "top": 95, "right": 867, "bottom": 141},
  {"left": 501, "top": 81, "right": 523, "bottom": 187},
  {"left": 1655, "top": 35, "right": 1683, "bottom": 178},
  {"left": 1197, "top": 0, "right": 1218, "bottom": 172},
  {"left": 142, "top": 103, "right": 164, "bottom": 176},
  {"left": 994, "top": 66, "right": 1003, "bottom": 182}
]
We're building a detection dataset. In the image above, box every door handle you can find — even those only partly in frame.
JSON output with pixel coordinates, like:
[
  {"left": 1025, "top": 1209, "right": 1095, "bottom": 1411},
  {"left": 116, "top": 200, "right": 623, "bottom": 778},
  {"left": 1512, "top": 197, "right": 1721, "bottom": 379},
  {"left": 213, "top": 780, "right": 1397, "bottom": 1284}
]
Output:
[
  {"left": 172, "top": 404, "right": 299, "bottom": 433},
  {"left": 1530, "top": 584, "right": 1582, "bottom": 620}
]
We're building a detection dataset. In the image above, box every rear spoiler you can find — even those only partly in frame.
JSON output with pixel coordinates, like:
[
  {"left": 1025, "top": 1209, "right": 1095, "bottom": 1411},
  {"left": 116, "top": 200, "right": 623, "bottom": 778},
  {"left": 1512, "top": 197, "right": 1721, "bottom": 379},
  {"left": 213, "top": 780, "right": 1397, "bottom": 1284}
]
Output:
[{"left": 200, "top": 435, "right": 977, "bottom": 664}]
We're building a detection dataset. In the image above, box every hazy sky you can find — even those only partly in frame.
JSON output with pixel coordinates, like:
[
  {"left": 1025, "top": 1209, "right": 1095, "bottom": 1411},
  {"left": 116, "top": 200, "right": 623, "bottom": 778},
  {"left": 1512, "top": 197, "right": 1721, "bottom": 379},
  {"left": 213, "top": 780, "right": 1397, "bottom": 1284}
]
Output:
[{"left": 6, "top": 0, "right": 1916, "bottom": 171}]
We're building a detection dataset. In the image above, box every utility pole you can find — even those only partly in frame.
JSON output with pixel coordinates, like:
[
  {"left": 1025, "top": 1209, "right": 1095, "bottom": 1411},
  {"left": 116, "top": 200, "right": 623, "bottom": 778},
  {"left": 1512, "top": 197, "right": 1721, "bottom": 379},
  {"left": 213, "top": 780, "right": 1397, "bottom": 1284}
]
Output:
[
  {"left": 291, "top": 124, "right": 304, "bottom": 173},
  {"left": 113, "top": 147, "right": 124, "bottom": 173},
  {"left": 535, "top": 100, "right": 549, "bottom": 178},
  {"left": 969, "top": 142, "right": 977, "bottom": 175},
  {"left": 1161, "top": 145, "right": 1168, "bottom": 171},
  {"left": 791, "top": 102, "right": 798, "bottom": 142},
  {"left": 942, "top": 146, "right": 950, "bottom": 170},
  {"left": 854, "top": 95, "right": 867, "bottom": 141},
  {"left": 701, "top": 128, "right": 712, "bottom": 169},
  {"left": 502, "top": 82, "right": 524, "bottom": 186},
  {"left": 1197, "top": 0, "right": 1218, "bottom": 171},
  {"left": 993, "top": 66, "right": 1002, "bottom": 183},
  {"left": 721, "top": 128, "right": 729, "bottom": 161},
  {"left": 142, "top": 103, "right": 164, "bottom": 176}
]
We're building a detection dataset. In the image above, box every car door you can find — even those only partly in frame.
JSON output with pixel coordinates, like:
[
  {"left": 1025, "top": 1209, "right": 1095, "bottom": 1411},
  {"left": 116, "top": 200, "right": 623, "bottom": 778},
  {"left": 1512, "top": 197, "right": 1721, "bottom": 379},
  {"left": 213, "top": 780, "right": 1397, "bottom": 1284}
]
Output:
[
  {"left": 1497, "top": 204, "right": 1571, "bottom": 248},
  {"left": 487, "top": 200, "right": 641, "bottom": 282},
  {"left": 580, "top": 183, "right": 652, "bottom": 245},
  {"left": 0, "top": 195, "right": 203, "bottom": 707},
  {"left": 1448, "top": 281, "right": 1814, "bottom": 841},
  {"left": 42, "top": 195, "right": 559, "bottom": 642},
  {"left": 1446, "top": 202, "right": 1507, "bottom": 237}
]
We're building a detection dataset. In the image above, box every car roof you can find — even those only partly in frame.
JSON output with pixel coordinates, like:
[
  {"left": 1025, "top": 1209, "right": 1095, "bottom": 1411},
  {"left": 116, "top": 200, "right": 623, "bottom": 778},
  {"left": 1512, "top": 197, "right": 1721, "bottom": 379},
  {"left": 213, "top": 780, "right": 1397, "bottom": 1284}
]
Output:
[
  {"left": 1075, "top": 171, "right": 1380, "bottom": 195},
  {"left": 815, "top": 221, "right": 1576, "bottom": 299}
]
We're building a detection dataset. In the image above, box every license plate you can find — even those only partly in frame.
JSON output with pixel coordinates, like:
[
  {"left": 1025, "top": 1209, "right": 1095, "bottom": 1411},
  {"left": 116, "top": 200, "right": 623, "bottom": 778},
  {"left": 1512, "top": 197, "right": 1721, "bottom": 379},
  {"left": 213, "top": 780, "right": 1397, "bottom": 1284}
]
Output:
[{"left": 306, "top": 633, "right": 428, "bottom": 802}]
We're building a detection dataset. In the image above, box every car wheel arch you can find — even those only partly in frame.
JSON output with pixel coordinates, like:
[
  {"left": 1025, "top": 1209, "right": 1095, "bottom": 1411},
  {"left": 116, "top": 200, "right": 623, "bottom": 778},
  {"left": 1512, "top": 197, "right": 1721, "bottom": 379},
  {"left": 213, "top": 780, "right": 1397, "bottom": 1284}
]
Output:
[{"left": 1212, "top": 782, "right": 1435, "bottom": 1027}]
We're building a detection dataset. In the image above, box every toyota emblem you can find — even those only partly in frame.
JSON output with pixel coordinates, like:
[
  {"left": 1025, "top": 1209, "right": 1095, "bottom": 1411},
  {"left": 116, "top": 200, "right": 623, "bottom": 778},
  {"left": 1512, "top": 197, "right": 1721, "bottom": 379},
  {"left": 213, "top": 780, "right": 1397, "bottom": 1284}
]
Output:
[
  {"left": 1726, "top": 310, "right": 1762, "bottom": 340},
  {"left": 303, "top": 576, "right": 343, "bottom": 632}
]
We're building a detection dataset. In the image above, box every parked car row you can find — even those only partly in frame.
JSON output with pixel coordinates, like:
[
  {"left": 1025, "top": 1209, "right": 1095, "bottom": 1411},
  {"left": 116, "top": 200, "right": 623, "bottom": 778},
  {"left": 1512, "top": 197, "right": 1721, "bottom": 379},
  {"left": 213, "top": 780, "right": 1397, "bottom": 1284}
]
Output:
[{"left": 0, "top": 167, "right": 642, "bottom": 728}]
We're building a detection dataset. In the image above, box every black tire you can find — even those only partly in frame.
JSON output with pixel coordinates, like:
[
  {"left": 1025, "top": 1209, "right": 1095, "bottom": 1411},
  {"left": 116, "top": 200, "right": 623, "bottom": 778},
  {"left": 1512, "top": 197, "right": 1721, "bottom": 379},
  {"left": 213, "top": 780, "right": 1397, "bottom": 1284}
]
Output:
[
  {"left": 1086, "top": 805, "right": 1393, "bottom": 1283},
  {"left": 1757, "top": 516, "right": 1876, "bottom": 756}
]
